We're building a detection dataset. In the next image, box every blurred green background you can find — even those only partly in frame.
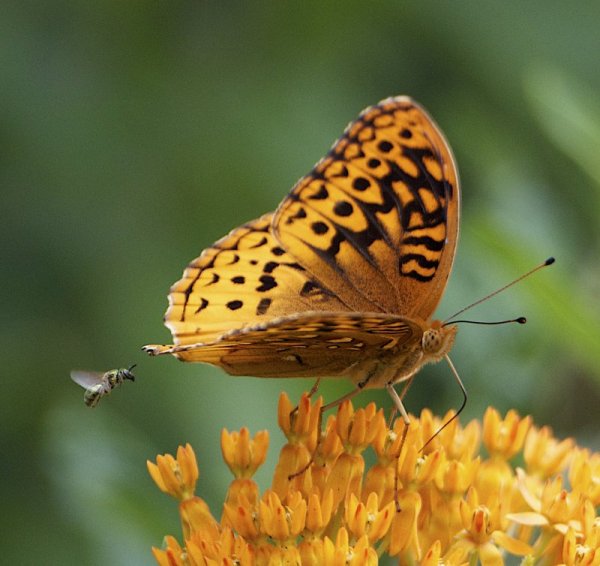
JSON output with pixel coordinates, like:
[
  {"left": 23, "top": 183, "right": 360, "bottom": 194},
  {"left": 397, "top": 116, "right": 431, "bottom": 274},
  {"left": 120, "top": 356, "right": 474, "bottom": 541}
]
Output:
[{"left": 2, "top": 2, "right": 599, "bottom": 564}]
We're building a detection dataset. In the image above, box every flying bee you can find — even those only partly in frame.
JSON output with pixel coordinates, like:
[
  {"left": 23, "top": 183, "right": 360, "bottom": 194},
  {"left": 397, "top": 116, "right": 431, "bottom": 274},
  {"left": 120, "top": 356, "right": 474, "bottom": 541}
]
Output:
[{"left": 70, "top": 365, "right": 136, "bottom": 407}]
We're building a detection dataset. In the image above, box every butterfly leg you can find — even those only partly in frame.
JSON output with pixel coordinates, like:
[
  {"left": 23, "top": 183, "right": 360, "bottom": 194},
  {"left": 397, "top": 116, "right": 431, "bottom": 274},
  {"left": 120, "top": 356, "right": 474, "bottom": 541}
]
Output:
[
  {"left": 386, "top": 374, "right": 416, "bottom": 428},
  {"left": 306, "top": 378, "right": 321, "bottom": 399},
  {"left": 288, "top": 365, "right": 379, "bottom": 481},
  {"left": 386, "top": 383, "right": 410, "bottom": 425},
  {"left": 321, "top": 386, "right": 362, "bottom": 412},
  {"left": 419, "top": 354, "right": 468, "bottom": 452},
  {"left": 288, "top": 378, "right": 322, "bottom": 427},
  {"left": 287, "top": 403, "right": 325, "bottom": 481},
  {"left": 289, "top": 365, "right": 381, "bottom": 480},
  {"left": 287, "top": 386, "right": 363, "bottom": 481},
  {"left": 386, "top": 383, "right": 412, "bottom": 512},
  {"left": 320, "top": 362, "right": 380, "bottom": 412}
]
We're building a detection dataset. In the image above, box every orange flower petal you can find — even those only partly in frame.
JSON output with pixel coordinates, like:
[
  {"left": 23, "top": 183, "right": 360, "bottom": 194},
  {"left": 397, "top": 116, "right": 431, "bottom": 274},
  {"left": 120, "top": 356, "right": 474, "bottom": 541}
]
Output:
[{"left": 147, "top": 444, "right": 198, "bottom": 501}]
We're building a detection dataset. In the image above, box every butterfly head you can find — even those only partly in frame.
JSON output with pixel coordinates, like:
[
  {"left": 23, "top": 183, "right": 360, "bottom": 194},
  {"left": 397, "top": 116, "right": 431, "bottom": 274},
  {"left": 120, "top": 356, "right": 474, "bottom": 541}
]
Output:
[{"left": 422, "top": 321, "right": 457, "bottom": 362}]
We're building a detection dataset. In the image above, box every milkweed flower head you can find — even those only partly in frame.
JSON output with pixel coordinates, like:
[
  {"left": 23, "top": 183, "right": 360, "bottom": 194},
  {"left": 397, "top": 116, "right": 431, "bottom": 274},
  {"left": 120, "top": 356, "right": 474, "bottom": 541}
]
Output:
[{"left": 149, "top": 394, "right": 599, "bottom": 565}]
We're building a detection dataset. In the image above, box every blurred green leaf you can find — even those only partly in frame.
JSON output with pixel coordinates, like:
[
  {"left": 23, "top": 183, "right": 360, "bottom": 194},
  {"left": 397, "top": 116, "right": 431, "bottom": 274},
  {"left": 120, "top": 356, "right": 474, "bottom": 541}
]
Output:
[{"left": 525, "top": 65, "right": 600, "bottom": 196}]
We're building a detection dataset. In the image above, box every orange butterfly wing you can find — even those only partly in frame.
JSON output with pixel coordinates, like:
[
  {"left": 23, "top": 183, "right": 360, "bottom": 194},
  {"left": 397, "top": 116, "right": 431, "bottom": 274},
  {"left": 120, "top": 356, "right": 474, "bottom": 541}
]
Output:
[
  {"left": 162, "top": 213, "right": 349, "bottom": 348},
  {"left": 273, "top": 96, "right": 459, "bottom": 319},
  {"left": 158, "top": 312, "right": 422, "bottom": 381},
  {"left": 145, "top": 97, "right": 459, "bottom": 380}
]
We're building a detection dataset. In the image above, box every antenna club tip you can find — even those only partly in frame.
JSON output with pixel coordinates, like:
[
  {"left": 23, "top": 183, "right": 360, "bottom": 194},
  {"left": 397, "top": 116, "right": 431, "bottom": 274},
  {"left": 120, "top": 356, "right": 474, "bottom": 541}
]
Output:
[
  {"left": 517, "top": 317, "right": 527, "bottom": 324},
  {"left": 545, "top": 257, "right": 556, "bottom": 266}
]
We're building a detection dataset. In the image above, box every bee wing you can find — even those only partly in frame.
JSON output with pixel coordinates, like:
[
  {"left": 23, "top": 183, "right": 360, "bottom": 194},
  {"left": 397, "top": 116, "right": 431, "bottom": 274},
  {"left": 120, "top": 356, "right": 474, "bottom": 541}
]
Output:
[{"left": 70, "top": 370, "right": 103, "bottom": 389}]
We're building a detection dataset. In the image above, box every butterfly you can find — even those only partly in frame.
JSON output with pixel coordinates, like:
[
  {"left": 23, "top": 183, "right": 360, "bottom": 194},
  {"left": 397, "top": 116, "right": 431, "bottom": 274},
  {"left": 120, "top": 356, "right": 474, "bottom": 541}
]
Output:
[
  {"left": 143, "top": 96, "right": 459, "bottom": 419},
  {"left": 70, "top": 365, "right": 136, "bottom": 408}
]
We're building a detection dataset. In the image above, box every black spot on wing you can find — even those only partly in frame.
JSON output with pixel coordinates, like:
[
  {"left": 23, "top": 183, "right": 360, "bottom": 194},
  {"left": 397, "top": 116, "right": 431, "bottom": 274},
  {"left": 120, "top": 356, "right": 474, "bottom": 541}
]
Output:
[
  {"left": 399, "top": 254, "right": 440, "bottom": 282},
  {"left": 205, "top": 272, "right": 220, "bottom": 286},
  {"left": 263, "top": 261, "right": 278, "bottom": 274},
  {"left": 256, "top": 275, "right": 277, "bottom": 292},
  {"left": 195, "top": 297, "right": 209, "bottom": 314},
  {"left": 285, "top": 205, "right": 307, "bottom": 224},
  {"left": 378, "top": 140, "right": 393, "bottom": 153},
  {"left": 256, "top": 297, "right": 272, "bottom": 315},
  {"left": 309, "top": 184, "right": 329, "bottom": 200},
  {"left": 399, "top": 254, "right": 439, "bottom": 270},
  {"left": 249, "top": 236, "right": 268, "bottom": 249},
  {"left": 352, "top": 177, "right": 370, "bottom": 191},
  {"left": 333, "top": 201, "right": 353, "bottom": 217},
  {"left": 402, "top": 234, "right": 445, "bottom": 251},
  {"left": 311, "top": 221, "right": 329, "bottom": 235}
]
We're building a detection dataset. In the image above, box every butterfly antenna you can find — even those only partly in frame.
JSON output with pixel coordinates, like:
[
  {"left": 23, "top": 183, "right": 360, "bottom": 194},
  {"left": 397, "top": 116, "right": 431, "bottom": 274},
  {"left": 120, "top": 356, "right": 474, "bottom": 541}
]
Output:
[
  {"left": 446, "top": 317, "right": 527, "bottom": 326},
  {"left": 444, "top": 257, "right": 555, "bottom": 324},
  {"left": 288, "top": 407, "right": 324, "bottom": 480},
  {"left": 420, "top": 354, "right": 467, "bottom": 452}
]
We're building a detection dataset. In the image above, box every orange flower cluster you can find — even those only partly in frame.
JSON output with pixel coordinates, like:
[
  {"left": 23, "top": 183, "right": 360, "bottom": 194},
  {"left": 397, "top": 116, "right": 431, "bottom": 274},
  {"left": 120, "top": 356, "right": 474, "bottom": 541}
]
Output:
[{"left": 148, "top": 394, "right": 599, "bottom": 565}]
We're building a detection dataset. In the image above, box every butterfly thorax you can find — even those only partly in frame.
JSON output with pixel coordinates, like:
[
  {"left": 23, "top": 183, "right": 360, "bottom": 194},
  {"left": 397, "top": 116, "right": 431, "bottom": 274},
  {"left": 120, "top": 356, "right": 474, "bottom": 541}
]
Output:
[{"left": 343, "top": 320, "right": 457, "bottom": 390}]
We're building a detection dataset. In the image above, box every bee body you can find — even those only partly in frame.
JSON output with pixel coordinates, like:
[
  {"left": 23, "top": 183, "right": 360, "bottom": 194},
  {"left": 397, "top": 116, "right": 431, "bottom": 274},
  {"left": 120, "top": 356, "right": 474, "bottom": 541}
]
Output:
[{"left": 71, "top": 366, "right": 136, "bottom": 407}]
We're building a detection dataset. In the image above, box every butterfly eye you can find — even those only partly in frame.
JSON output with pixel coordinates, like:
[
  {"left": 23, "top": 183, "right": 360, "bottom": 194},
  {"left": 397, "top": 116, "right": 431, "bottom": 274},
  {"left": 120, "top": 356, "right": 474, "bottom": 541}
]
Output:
[
  {"left": 422, "top": 328, "right": 442, "bottom": 354},
  {"left": 422, "top": 325, "right": 458, "bottom": 359}
]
